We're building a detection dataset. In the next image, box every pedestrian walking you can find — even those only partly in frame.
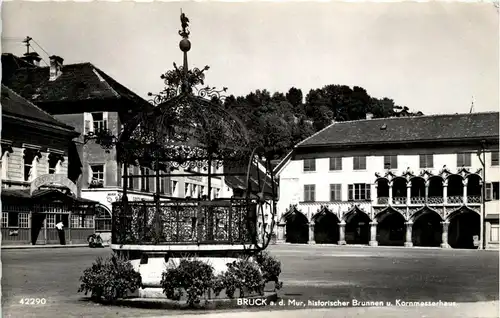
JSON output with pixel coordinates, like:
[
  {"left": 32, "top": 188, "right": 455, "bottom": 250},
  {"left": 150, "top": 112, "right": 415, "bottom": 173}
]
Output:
[{"left": 55, "top": 221, "right": 66, "bottom": 245}]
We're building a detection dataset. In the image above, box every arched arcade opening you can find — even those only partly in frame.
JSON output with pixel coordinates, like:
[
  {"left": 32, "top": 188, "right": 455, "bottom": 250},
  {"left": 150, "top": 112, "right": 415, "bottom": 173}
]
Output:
[
  {"left": 284, "top": 210, "right": 308, "bottom": 244},
  {"left": 376, "top": 208, "right": 405, "bottom": 246},
  {"left": 412, "top": 208, "right": 443, "bottom": 247},
  {"left": 448, "top": 208, "right": 480, "bottom": 249},
  {"left": 376, "top": 179, "right": 390, "bottom": 204},
  {"left": 392, "top": 177, "right": 407, "bottom": 204},
  {"left": 428, "top": 176, "right": 444, "bottom": 204},
  {"left": 344, "top": 208, "right": 370, "bottom": 245},
  {"left": 313, "top": 209, "right": 340, "bottom": 244}
]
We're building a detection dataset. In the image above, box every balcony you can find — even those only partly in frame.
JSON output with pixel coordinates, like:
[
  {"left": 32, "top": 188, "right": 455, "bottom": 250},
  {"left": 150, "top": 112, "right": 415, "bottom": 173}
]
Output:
[
  {"left": 375, "top": 195, "right": 481, "bottom": 206},
  {"left": 392, "top": 197, "right": 407, "bottom": 205},
  {"left": 410, "top": 197, "right": 425, "bottom": 205}
]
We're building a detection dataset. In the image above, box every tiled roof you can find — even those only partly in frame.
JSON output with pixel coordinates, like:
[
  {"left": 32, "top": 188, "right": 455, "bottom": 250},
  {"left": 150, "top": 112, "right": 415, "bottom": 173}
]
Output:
[
  {"left": 3, "top": 61, "right": 152, "bottom": 110},
  {"left": 224, "top": 163, "right": 278, "bottom": 198},
  {"left": 298, "top": 112, "right": 499, "bottom": 148},
  {"left": 1, "top": 84, "right": 76, "bottom": 131}
]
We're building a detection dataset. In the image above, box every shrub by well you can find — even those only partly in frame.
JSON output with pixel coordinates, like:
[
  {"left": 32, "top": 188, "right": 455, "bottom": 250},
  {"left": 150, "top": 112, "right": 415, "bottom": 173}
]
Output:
[
  {"left": 78, "top": 254, "right": 142, "bottom": 302},
  {"left": 160, "top": 258, "right": 215, "bottom": 306}
]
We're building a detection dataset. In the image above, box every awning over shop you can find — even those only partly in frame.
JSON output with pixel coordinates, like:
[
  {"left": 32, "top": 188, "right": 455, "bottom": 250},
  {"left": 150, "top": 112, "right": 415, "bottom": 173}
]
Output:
[{"left": 1, "top": 188, "right": 99, "bottom": 211}]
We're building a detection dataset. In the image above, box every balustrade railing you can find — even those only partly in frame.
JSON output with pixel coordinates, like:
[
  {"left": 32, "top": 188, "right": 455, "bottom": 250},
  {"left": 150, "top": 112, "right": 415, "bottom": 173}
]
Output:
[
  {"left": 392, "top": 197, "right": 407, "bottom": 205},
  {"left": 447, "top": 196, "right": 463, "bottom": 204},
  {"left": 377, "top": 197, "right": 389, "bottom": 204},
  {"left": 112, "top": 199, "right": 255, "bottom": 245},
  {"left": 410, "top": 197, "right": 426, "bottom": 205},
  {"left": 467, "top": 195, "right": 481, "bottom": 204},
  {"left": 375, "top": 195, "right": 474, "bottom": 205},
  {"left": 427, "top": 196, "right": 444, "bottom": 204}
]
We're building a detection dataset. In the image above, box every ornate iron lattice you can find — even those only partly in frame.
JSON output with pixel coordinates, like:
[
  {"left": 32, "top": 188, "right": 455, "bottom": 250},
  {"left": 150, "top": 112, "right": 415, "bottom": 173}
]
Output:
[
  {"left": 112, "top": 200, "right": 254, "bottom": 245},
  {"left": 102, "top": 13, "right": 278, "bottom": 252}
]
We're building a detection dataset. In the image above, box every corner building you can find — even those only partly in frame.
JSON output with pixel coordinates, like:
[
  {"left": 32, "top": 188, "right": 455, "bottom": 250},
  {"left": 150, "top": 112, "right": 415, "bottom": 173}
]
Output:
[{"left": 275, "top": 112, "right": 499, "bottom": 249}]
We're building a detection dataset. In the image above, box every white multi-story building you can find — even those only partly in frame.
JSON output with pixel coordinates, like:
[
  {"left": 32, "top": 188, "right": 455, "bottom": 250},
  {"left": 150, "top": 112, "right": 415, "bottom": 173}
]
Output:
[{"left": 275, "top": 112, "right": 499, "bottom": 250}]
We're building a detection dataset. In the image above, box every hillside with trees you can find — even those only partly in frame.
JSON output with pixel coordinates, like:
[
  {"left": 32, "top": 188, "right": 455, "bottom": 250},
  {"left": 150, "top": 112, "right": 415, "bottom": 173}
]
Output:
[{"left": 222, "top": 85, "right": 423, "bottom": 162}]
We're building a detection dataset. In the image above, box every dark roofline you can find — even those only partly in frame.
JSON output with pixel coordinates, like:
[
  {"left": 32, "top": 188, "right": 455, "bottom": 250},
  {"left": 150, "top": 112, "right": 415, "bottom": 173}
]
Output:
[
  {"left": 2, "top": 84, "right": 79, "bottom": 134},
  {"left": 297, "top": 111, "right": 499, "bottom": 149},
  {"left": 21, "top": 61, "right": 153, "bottom": 111},
  {"left": 299, "top": 135, "right": 500, "bottom": 149}
]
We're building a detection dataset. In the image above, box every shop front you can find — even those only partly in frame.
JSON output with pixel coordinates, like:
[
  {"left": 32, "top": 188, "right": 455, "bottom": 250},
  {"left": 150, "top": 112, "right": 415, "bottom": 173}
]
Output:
[{"left": 1, "top": 174, "right": 99, "bottom": 245}]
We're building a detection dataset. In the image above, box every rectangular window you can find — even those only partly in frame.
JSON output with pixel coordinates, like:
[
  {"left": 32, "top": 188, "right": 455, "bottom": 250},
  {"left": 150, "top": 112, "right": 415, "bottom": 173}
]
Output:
[
  {"left": 457, "top": 153, "right": 471, "bottom": 167},
  {"left": 126, "top": 167, "right": 134, "bottom": 190},
  {"left": 23, "top": 150, "right": 37, "bottom": 182},
  {"left": 71, "top": 215, "right": 81, "bottom": 228},
  {"left": 84, "top": 216, "right": 94, "bottom": 228},
  {"left": 159, "top": 174, "right": 166, "bottom": 194},
  {"left": 353, "top": 156, "right": 367, "bottom": 170},
  {"left": 140, "top": 167, "right": 150, "bottom": 192},
  {"left": 46, "top": 214, "right": 56, "bottom": 229},
  {"left": 330, "top": 184, "right": 342, "bottom": 201},
  {"left": 492, "top": 151, "right": 499, "bottom": 166},
  {"left": 486, "top": 182, "right": 499, "bottom": 201},
  {"left": 384, "top": 155, "right": 398, "bottom": 170},
  {"left": 1, "top": 212, "right": 8, "bottom": 228},
  {"left": 48, "top": 153, "right": 59, "bottom": 174},
  {"left": 329, "top": 157, "right": 342, "bottom": 171},
  {"left": 491, "top": 225, "right": 500, "bottom": 242},
  {"left": 304, "top": 184, "right": 316, "bottom": 202},
  {"left": 348, "top": 184, "right": 371, "bottom": 201},
  {"left": 92, "top": 112, "right": 107, "bottom": 131},
  {"left": 8, "top": 212, "right": 19, "bottom": 227},
  {"left": 171, "top": 180, "right": 178, "bottom": 196},
  {"left": 19, "top": 213, "right": 29, "bottom": 228},
  {"left": 303, "top": 159, "right": 316, "bottom": 172},
  {"left": 419, "top": 154, "right": 434, "bottom": 168},
  {"left": 90, "top": 164, "right": 104, "bottom": 186},
  {"left": 96, "top": 219, "right": 111, "bottom": 231}
]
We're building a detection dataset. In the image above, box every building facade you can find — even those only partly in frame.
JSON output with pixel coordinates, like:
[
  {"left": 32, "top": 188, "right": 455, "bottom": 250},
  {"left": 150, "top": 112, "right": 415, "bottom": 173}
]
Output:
[
  {"left": 1, "top": 84, "right": 98, "bottom": 245},
  {"left": 3, "top": 52, "right": 274, "bottom": 242},
  {"left": 275, "top": 112, "right": 499, "bottom": 249}
]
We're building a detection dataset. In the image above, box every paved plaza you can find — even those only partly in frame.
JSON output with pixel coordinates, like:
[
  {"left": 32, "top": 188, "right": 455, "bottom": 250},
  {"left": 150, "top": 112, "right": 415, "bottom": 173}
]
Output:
[{"left": 1, "top": 244, "right": 498, "bottom": 317}]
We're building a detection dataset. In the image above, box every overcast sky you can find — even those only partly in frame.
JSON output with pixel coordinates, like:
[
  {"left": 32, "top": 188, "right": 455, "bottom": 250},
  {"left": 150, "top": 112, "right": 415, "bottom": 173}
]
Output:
[{"left": 1, "top": 1, "right": 498, "bottom": 115}]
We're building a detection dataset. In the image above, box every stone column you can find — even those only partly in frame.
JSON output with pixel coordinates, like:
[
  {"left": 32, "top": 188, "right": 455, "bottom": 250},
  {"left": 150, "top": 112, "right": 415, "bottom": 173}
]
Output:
[
  {"left": 425, "top": 180, "right": 429, "bottom": 203},
  {"left": 308, "top": 222, "right": 315, "bottom": 244},
  {"left": 441, "top": 221, "right": 450, "bottom": 248},
  {"left": 389, "top": 182, "right": 393, "bottom": 206},
  {"left": 404, "top": 221, "right": 413, "bottom": 247},
  {"left": 369, "top": 221, "right": 378, "bottom": 246},
  {"left": 338, "top": 221, "right": 346, "bottom": 245},
  {"left": 443, "top": 180, "right": 448, "bottom": 204},
  {"left": 463, "top": 178, "right": 468, "bottom": 204},
  {"left": 406, "top": 181, "right": 411, "bottom": 205}
]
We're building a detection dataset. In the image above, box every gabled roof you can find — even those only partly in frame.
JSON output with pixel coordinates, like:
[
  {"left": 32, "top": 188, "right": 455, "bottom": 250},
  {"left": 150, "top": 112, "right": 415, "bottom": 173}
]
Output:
[
  {"left": 298, "top": 112, "right": 499, "bottom": 148},
  {"left": 1, "top": 84, "right": 77, "bottom": 132},
  {"left": 3, "top": 61, "right": 153, "bottom": 111},
  {"left": 224, "top": 163, "right": 278, "bottom": 199}
]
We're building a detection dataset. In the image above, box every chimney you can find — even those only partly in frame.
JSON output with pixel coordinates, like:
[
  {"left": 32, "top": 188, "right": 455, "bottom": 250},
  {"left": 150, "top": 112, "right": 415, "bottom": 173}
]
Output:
[
  {"left": 49, "top": 55, "right": 64, "bottom": 81},
  {"left": 365, "top": 112, "right": 373, "bottom": 120},
  {"left": 21, "top": 52, "right": 41, "bottom": 66}
]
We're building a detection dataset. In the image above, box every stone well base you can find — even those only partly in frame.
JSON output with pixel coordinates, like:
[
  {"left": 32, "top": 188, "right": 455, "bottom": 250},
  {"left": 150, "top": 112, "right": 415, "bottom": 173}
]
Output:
[{"left": 129, "top": 256, "right": 246, "bottom": 289}]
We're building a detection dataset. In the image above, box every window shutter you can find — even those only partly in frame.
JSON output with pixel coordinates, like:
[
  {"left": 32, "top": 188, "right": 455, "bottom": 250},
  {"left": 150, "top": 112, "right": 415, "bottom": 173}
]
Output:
[
  {"left": 366, "top": 184, "right": 371, "bottom": 200},
  {"left": 348, "top": 184, "right": 353, "bottom": 201},
  {"left": 486, "top": 183, "right": 493, "bottom": 201}
]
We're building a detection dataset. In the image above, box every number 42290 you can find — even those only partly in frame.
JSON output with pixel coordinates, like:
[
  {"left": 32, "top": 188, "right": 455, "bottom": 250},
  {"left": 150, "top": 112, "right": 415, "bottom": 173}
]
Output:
[{"left": 20, "top": 298, "right": 47, "bottom": 305}]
